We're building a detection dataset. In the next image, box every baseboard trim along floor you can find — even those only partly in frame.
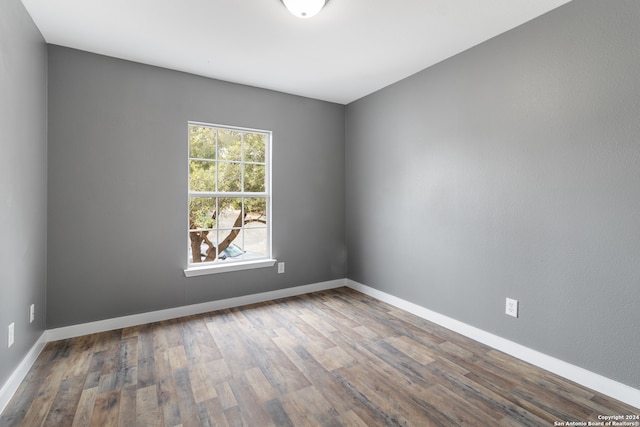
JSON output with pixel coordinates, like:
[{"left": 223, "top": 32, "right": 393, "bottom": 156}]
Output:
[
  {"left": 346, "top": 279, "right": 640, "bottom": 410},
  {"left": 1, "top": 277, "right": 638, "bottom": 415},
  {"left": 45, "top": 279, "right": 347, "bottom": 342},
  {"left": 0, "top": 279, "right": 345, "bottom": 414},
  {"left": 0, "top": 333, "right": 47, "bottom": 414}
]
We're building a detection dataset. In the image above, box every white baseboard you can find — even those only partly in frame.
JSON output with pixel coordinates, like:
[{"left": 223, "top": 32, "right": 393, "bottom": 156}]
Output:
[
  {"left": 46, "top": 279, "right": 346, "bottom": 342},
  {"left": 346, "top": 279, "right": 640, "bottom": 410},
  {"left": 4, "top": 278, "right": 638, "bottom": 416},
  {"left": 0, "top": 333, "right": 48, "bottom": 415},
  {"left": 0, "top": 279, "right": 345, "bottom": 416}
]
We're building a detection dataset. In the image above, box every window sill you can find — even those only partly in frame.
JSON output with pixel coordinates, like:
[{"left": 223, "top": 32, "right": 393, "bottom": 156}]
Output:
[{"left": 184, "top": 259, "right": 277, "bottom": 277}]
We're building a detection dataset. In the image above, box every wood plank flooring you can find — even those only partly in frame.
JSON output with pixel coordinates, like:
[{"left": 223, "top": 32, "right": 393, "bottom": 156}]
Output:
[{"left": 1, "top": 287, "right": 638, "bottom": 426}]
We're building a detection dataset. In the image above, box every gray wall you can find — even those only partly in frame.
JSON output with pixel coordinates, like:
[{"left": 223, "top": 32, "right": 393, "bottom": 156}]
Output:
[
  {"left": 47, "top": 46, "right": 345, "bottom": 328},
  {"left": 346, "top": 0, "right": 640, "bottom": 389},
  {"left": 7, "top": 0, "right": 639, "bottom": 396},
  {"left": 0, "top": 0, "right": 48, "bottom": 386}
]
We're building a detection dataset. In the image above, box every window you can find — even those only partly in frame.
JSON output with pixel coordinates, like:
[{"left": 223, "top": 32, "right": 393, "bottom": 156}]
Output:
[{"left": 185, "top": 122, "right": 273, "bottom": 276}]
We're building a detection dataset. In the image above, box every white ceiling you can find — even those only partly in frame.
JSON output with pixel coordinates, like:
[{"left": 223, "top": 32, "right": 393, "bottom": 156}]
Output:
[{"left": 21, "top": 0, "right": 571, "bottom": 105}]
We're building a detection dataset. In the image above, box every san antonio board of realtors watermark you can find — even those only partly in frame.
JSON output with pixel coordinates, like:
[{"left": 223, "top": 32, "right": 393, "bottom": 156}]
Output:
[{"left": 554, "top": 414, "right": 640, "bottom": 426}]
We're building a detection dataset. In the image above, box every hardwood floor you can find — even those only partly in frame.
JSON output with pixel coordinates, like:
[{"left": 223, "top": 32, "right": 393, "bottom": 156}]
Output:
[{"left": 1, "top": 287, "right": 637, "bottom": 426}]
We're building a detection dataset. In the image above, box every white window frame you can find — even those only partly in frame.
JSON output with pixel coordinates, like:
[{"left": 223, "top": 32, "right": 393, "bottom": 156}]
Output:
[{"left": 184, "top": 122, "right": 275, "bottom": 277}]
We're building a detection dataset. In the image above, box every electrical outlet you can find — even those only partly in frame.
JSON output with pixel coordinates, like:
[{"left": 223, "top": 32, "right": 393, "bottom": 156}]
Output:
[
  {"left": 506, "top": 298, "right": 519, "bottom": 318},
  {"left": 30, "top": 304, "right": 35, "bottom": 323},
  {"left": 278, "top": 262, "right": 285, "bottom": 274},
  {"left": 8, "top": 323, "right": 15, "bottom": 348}
]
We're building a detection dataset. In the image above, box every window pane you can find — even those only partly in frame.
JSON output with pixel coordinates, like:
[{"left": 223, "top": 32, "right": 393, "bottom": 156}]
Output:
[
  {"left": 189, "top": 230, "right": 218, "bottom": 263},
  {"left": 189, "top": 197, "right": 217, "bottom": 229},
  {"left": 244, "top": 226, "right": 268, "bottom": 257},
  {"left": 244, "top": 164, "right": 265, "bottom": 192},
  {"left": 218, "top": 197, "right": 243, "bottom": 229},
  {"left": 244, "top": 133, "right": 266, "bottom": 163},
  {"left": 218, "top": 129, "right": 242, "bottom": 161},
  {"left": 189, "top": 160, "right": 216, "bottom": 191},
  {"left": 215, "top": 228, "right": 239, "bottom": 247},
  {"left": 245, "top": 197, "right": 267, "bottom": 224},
  {"left": 189, "top": 125, "right": 216, "bottom": 159},
  {"left": 218, "top": 161, "right": 241, "bottom": 192}
]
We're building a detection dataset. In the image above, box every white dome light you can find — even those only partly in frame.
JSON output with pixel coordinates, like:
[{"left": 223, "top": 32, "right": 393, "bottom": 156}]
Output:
[{"left": 282, "top": 0, "right": 327, "bottom": 19}]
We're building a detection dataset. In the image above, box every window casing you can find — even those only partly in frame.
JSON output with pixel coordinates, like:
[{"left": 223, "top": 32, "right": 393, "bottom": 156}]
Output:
[{"left": 185, "top": 122, "right": 273, "bottom": 276}]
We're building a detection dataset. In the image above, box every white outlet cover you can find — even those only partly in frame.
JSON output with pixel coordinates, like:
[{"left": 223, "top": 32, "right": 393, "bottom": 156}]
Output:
[
  {"left": 8, "top": 323, "right": 15, "bottom": 347},
  {"left": 278, "top": 262, "right": 285, "bottom": 274},
  {"left": 506, "top": 298, "right": 519, "bottom": 318}
]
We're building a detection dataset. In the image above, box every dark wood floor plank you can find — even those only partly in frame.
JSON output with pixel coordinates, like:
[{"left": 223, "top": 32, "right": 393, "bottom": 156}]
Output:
[
  {"left": 197, "top": 398, "right": 229, "bottom": 427},
  {"left": 89, "top": 389, "right": 121, "bottom": 427},
  {"left": 66, "top": 334, "right": 98, "bottom": 379},
  {"left": 205, "top": 319, "right": 257, "bottom": 378},
  {"left": 137, "top": 356, "right": 156, "bottom": 389},
  {"left": 422, "top": 383, "right": 500, "bottom": 426},
  {"left": 271, "top": 332, "right": 361, "bottom": 416},
  {"left": 117, "top": 387, "right": 136, "bottom": 427},
  {"left": 177, "top": 316, "right": 204, "bottom": 366},
  {"left": 334, "top": 409, "right": 370, "bottom": 427},
  {"left": 188, "top": 363, "right": 218, "bottom": 404},
  {"left": 244, "top": 367, "right": 277, "bottom": 402},
  {"left": 190, "top": 317, "right": 223, "bottom": 364},
  {"left": 114, "top": 336, "right": 138, "bottom": 389},
  {"left": 227, "top": 375, "right": 277, "bottom": 427},
  {"left": 173, "top": 367, "right": 203, "bottom": 427},
  {"left": 41, "top": 374, "right": 85, "bottom": 427},
  {"left": 0, "top": 354, "right": 51, "bottom": 426},
  {"left": 336, "top": 363, "right": 444, "bottom": 426},
  {"left": 215, "top": 381, "right": 238, "bottom": 411},
  {"left": 237, "top": 302, "right": 281, "bottom": 335},
  {"left": 222, "top": 405, "right": 246, "bottom": 427},
  {"left": 16, "top": 355, "right": 67, "bottom": 427},
  {"left": 136, "top": 384, "right": 163, "bottom": 427},
  {"left": 97, "top": 371, "right": 117, "bottom": 394},
  {"left": 153, "top": 326, "right": 181, "bottom": 426},
  {"left": 590, "top": 393, "right": 640, "bottom": 415},
  {"left": 281, "top": 385, "right": 338, "bottom": 426},
  {"left": 161, "top": 402, "right": 181, "bottom": 427},
  {"left": 386, "top": 334, "right": 437, "bottom": 365},
  {"left": 164, "top": 318, "right": 185, "bottom": 349},
  {"left": 1, "top": 287, "right": 637, "bottom": 426},
  {"left": 226, "top": 308, "right": 313, "bottom": 396},
  {"left": 70, "top": 386, "right": 98, "bottom": 427},
  {"left": 268, "top": 305, "right": 338, "bottom": 351}
]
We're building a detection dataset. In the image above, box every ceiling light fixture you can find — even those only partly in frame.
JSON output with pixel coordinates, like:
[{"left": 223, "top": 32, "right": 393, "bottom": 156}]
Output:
[{"left": 281, "top": 0, "right": 327, "bottom": 19}]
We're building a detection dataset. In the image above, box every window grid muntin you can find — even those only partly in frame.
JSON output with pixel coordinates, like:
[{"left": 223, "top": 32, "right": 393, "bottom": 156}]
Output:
[{"left": 188, "top": 122, "right": 271, "bottom": 266}]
